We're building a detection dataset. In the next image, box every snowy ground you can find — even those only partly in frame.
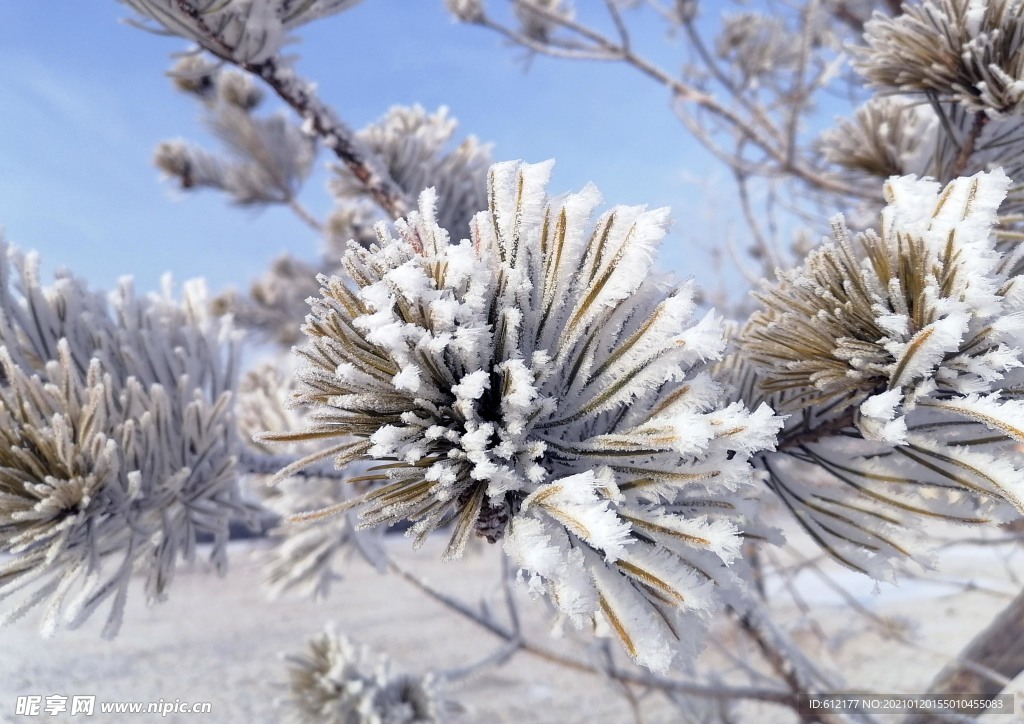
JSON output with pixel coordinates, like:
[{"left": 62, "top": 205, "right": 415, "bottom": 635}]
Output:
[{"left": 2, "top": 530, "right": 1024, "bottom": 723}]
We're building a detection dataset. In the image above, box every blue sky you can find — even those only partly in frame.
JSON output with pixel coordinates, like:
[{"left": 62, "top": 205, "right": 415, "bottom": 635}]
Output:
[{"left": 0, "top": 1, "right": 728, "bottom": 296}]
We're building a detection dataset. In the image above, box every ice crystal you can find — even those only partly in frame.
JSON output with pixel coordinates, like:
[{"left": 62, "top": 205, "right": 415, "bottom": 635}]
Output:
[
  {"left": 737, "top": 170, "right": 1024, "bottom": 576},
  {"left": 0, "top": 245, "right": 249, "bottom": 635},
  {"left": 264, "top": 160, "right": 782, "bottom": 671}
]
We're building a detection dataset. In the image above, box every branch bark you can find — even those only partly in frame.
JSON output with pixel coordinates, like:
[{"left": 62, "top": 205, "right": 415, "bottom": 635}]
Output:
[{"left": 903, "top": 586, "right": 1024, "bottom": 723}]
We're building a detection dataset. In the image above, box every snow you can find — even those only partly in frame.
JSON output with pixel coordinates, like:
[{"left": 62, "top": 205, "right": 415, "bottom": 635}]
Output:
[
  {"left": 3, "top": 529, "right": 1023, "bottom": 723},
  {"left": 0, "top": 537, "right": 658, "bottom": 723}
]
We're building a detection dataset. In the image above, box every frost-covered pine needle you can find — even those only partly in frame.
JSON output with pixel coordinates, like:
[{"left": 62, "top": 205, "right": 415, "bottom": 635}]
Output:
[
  {"left": 0, "top": 244, "right": 250, "bottom": 636},
  {"left": 262, "top": 160, "right": 783, "bottom": 671},
  {"left": 121, "top": 0, "right": 364, "bottom": 64},
  {"left": 736, "top": 169, "right": 1024, "bottom": 577},
  {"left": 855, "top": 0, "right": 1024, "bottom": 116},
  {"left": 283, "top": 625, "right": 454, "bottom": 724}
]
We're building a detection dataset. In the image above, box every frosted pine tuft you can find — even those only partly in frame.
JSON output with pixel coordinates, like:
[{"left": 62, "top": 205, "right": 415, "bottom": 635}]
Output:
[
  {"left": 283, "top": 625, "right": 454, "bottom": 724},
  {"left": 855, "top": 0, "right": 1024, "bottom": 115},
  {"left": 120, "top": 0, "right": 364, "bottom": 64},
  {"left": 0, "top": 245, "right": 250, "bottom": 636},
  {"left": 715, "top": 13, "right": 802, "bottom": 86},
  {"left": 236, "top": 364, "right": 387, "bottom": 599},
  {"left": 737, "top": 170, "right": 1024, "bottom": 576},
  {"left": 329, "top": 105, "right": 491, "bottom": 237},
  {"left": 155, "top": 57, "right": 316, "bottom": 209},
  {"left": 213, "top": 255, "right": 326, "bottom": 345},
  {"left": 820, "top": 81, "right": 1024, "bottom": 213},
  {"left": 820, "top": 96, "right": 937, "bottom": 183},
  {"left": 514, "top": 0, "right": 574, "bottom": 43},
  {"left": 445, "top": 0, "right": 484, "bottom": 23},
  {"left": 263, "top": 160, "right": 783, "bottom": 671}
]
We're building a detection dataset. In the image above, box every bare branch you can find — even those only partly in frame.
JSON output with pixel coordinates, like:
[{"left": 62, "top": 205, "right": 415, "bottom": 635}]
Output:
[
  {"left": 388, "top": 559, "right": 813, "bottom": 710},
  {"left": 905, "top": 586, "right": 1024, "bottom": 723},
  {"left": 472, "top": 2, "right": 859, "bottom": 198}
]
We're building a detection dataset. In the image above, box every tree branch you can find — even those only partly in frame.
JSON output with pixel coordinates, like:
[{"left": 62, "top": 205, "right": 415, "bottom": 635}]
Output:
[
  {"left": 165, "top": 2, "right": 411, "bottom": 220},
  {"left": 473, "top": 2, "right": 858, "bottom": 199},
  {"left": 244, "top": 57, "right": 412, "bottom": 220},
  {"left": 904, "top": 586, "right": 1024, "bottom": 723},
  {"left": 387, "top": 559, "right": 806, "bottom": 709}
]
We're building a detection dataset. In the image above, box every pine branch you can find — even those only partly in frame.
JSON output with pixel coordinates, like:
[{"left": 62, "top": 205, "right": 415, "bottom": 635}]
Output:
[
  {"left": 244, "top": 57, "right": 411, "bottom": 219},
  {"left": 161, "top": 0, "right": 410, "bottom": 220},
  {"left": 470, "top": 2, "right": 858, "bottom": 199},
  {"left": 948, "top": 111, "right": 989, "bottom": 180}
]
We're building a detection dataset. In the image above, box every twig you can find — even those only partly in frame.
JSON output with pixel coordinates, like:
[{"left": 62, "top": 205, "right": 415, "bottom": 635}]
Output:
[
  {"left": 948, "top": 111, "right": 989, "bottom": 180},
  {"left": 287, "top": 198, "right": 324, "bottom": 233},
  {"left": 603, "top": 0, "right": 630, "bottom": 52},
  {"left": 598, "top": 639, "right": 646, "bottom": 724},
  {"left": 734, "top": 169, "right": 781, "bottom": 274},
  {"left": 500, "top": 554, "right": 522, "bottom": 635},
  {"left": 763, "top": 549, "right": 832, "bottom": 647},
  {"left": 439, "top": 640, "right": 521, "bottom": 682},
  {"left": 474, "top": 2, "right": 858, "bottom": 199},
  {"left": 387, "top": 559, "right": 804, "bottom": 708},
  {"left": 244, "top": 57, "right": 411, "bottom": 220},
  {"left": 733, "top": 606, "right": 848, "bottom": 724}
]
